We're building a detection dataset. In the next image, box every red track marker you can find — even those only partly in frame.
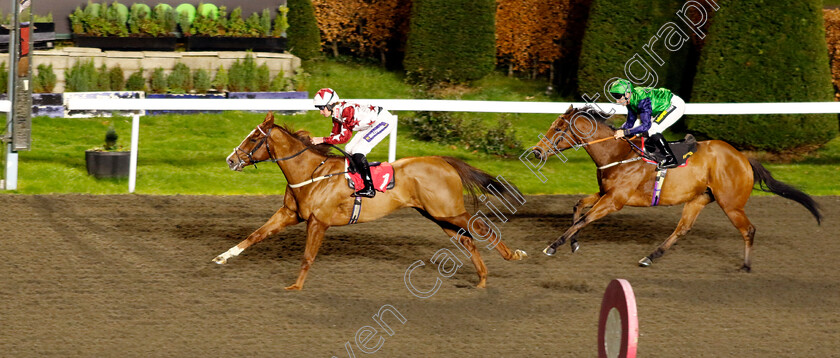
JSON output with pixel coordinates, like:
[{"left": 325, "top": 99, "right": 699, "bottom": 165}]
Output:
[{"left": 598, "top": 279, "right": 638, "bottom": 358}]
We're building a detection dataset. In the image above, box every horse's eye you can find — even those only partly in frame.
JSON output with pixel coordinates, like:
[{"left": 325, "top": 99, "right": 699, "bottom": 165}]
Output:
[{"left": 249, "top": 139, "right": 257, "bottom": 143}]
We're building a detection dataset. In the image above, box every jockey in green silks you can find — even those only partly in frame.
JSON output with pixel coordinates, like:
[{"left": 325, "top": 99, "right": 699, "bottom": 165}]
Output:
[{"left": 608, "top": 78, "right": 686, "bottom": 168}]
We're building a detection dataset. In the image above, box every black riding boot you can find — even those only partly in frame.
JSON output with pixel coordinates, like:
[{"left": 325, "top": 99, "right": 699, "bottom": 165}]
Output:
[
  {"left": 650, "top": 133, "right": 678, "bottom": 169},
  {"left": 351, "top": 153, "right": 376, "bottom": 198}
]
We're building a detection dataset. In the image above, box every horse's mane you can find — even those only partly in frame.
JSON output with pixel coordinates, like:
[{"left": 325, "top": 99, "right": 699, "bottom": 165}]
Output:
[
  {"left": 570, "top": 105, "right": 618, "bottom": 130},
  {"left": 275, "top": 124, "right": 344, "bottom": 159}
]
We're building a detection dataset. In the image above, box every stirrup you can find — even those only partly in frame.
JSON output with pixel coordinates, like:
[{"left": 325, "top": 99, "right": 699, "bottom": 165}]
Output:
[{"left": 352, "top": 187, "right": 376, "bottom": 198}]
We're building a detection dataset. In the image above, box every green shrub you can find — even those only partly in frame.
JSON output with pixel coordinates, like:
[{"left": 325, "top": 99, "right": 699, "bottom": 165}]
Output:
[
  {"left": 272, "top": 5, "right": 289, "bottom": 37},
  {"left": 405, "top": 111, "right": 464, "bottom": 144},
  {"left": 64, "top": 59, "right": 98, "bottom": 92},
  {"left": 0, "top": 62, "right": 6, "bottom": 94},
  {"left": 259, "top": 8, "right": 272, "bottom": 37},
  {"left": 69, "top": 6, "right": 85, "bottom": 34},
  {"left": 178, "top": 10, "right": 191, "bottom": 35},
  {"left": 150, "top": 67, "right": 168, "bottom": 94},
  {"left": 245, "top": 12, "right": 262, "bottom": 37},
  {"left": 403, "top": 112, "right": 523, "bottom": 156},
  {"left": 125, "top": 68, "right": 145, "bottom": 91},
  {"left": 34, "top": 64, "right": 57, "bottom": 93},
  {"left": 403, "top": 0, "right": 495, "bottom": 85},
  {"left": 167, "top": 62, "right": 192, "bottom": 93},
  {"left": 212, "top": 66, "right": 228, "bottom": 91},
  {"left": 689, "top": 0, "right": 838, "bottom": 151},
  {"left": 228, "top": 54, "right": 258, "bottom": 91},
  {"left": 96, "top": 64, "right": 110, "bottom": 90},
  {"left": 256, "top": 63, "right": 271, "bottom": 91},
  {"left": 109, "top": 65, "right": 125, "bottom": 91},
  {"left": 193, "top": 69, "right": 211, "bottom": 93},
  {"left": 269, "top": 70, "right": 289, "bottom": 91},
  {"left": 291, "top": 67, "right": 309, "bottom": 91},
  {"left": 286, "top": 0, "right": 321, "bottom": 60},
  {"left": 226, "top": 7, "right": 247, "bottom": 36},
  {"left": 577, "top": 0, "right": 692, "bottom": 98}
]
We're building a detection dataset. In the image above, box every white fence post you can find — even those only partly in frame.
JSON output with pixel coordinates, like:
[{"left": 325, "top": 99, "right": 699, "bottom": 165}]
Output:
[
  {"left": 4, "top": 143, "right": 17, "bottom": 190},
  {"left": 128, "top": 114, "right": 140, "bottom": 193},
  {"left": 389, "top": 115, "right": 398, "bottom": 163}
]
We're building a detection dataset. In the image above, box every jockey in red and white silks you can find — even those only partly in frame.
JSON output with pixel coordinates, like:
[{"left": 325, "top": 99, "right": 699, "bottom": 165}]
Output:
[
  {"left": 311, "top": 88, "right": 395, "bottom": 198},
  {"left": 322, "top": 101, "right": 396, "bottom": 156}
]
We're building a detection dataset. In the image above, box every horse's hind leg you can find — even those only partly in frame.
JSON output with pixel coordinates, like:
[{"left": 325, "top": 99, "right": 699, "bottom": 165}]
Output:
[
  {"left": 442, "top": 227, "right": 488, "bottom": 288},
  {"left": 213, "top": 206, "right": 300, "bottom": 264},
  {"left": 721, "top": 207, "right": 756, "bottom": 272},
  {"left": 639, "top": 193, "right": 712, "bottom": 267},
  {"left": 442, "top": 213, "right": 527, "bottom": 261}
]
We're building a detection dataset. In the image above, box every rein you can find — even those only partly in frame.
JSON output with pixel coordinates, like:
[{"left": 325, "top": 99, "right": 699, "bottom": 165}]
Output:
[
  {"left": 550, "top": 126, "right": 654, "bottom": 170},
  {"left": 234, "top": 125, "right": 350, "bottom": 188}
]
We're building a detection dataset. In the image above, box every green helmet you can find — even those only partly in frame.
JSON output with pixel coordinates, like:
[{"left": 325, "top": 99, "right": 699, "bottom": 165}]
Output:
[{"left": 608, "top": 79, "right": 633, "bottom": 95}]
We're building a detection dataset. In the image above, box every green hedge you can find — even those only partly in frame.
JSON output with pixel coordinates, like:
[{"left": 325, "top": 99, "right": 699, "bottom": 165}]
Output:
[
  {"left": 403, "top": 0, "right": 496, "bottom": 85},
  {"left": 689, "top": 0, "right": 838, "bottom": 151},
  {"left": 577, "top": 0, "right": 692, "bottom": 99},
  {"left": 286, "top": 0, "right": 321, "bottom": 60}
]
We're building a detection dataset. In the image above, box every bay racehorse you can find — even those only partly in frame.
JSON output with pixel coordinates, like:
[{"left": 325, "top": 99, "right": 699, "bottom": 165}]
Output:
[
  {"left": 532, "top": 106, "right": 821, "bottom": 271},
  {"left": 218, "top": 112, "right": 526, "bottom": 290}
]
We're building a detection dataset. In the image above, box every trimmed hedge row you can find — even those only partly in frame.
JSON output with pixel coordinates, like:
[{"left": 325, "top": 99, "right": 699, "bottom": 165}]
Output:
[
  {"left": 689, "top": 0, "right": 838, "bottom": 151},
  {"left": 403, "top": 0, "right": 496, "bottom": 85},
  {"left": 577, "top": 0, "right": 692, "bottom": 98},
  {"left": 286, "top": 0, "right": 321, "bottom": 60}
]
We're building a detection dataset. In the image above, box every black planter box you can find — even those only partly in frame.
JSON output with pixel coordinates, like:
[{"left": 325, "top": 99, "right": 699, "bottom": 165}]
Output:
[
  {"left": 85, "top": 150, "right": 131, "bottom": 178},
  {"left": 0, "top": 22, "right": 56, "bottom": 51},
  {"left": 185, "top": 36, "right": 286, "bottom": 52},
  {"left": 74, "top": 35, "right": 177, "bottom": 51}
]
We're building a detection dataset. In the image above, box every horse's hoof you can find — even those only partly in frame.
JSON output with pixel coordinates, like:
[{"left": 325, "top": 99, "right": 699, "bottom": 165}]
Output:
[
  {"left": 284, "top": 284, "right": 302, "bottom": 291},
  {"left": 543, "top": 246, "right": 556, "bottom": 256},
  {"left": 638, "top": 257, "right": 652, "bottom": 267},
  {"left": 212, "top": 256, "right": 227, "bottom": 265},
  {"left": 740, "top": 265, "right": 752, "bottom": 273},
  {"left": 514, "top": 249, "right": 528, "bottom": 260},
  {"left": 570, "top": 241, "right": 580, "bottom": 253}
]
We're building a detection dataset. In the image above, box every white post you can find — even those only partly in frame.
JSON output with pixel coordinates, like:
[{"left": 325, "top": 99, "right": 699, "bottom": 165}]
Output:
[
  {"left": 128, "top": 114, "right": 140, "bottom": 193},
  {"left": 388, "top": 115, "right": 397, "bottom": 163},
  {"left": 4, "top": 143, "right": 17, "bottom": 190}
]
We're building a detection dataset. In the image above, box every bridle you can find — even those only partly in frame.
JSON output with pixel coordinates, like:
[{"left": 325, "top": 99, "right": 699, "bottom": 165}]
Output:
[
  {"left": 539, "top": 114, "right": 655, "bottom": 168},
  {"left": 231, "top": 125, "right": 310, "bottom": 169}
]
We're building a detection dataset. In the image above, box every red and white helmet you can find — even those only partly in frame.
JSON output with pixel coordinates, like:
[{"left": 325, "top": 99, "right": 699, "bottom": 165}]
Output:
[{"left": 313, "top": 88, "right": 339, "bottom": 108}]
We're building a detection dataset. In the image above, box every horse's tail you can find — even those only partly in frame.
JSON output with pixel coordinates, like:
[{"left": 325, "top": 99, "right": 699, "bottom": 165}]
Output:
[
  {"left": 749, "top": 158, "right": 822, "bottom": 224},
  {"left": 440, "top": 156, "right": 523, "bottom": 206}
]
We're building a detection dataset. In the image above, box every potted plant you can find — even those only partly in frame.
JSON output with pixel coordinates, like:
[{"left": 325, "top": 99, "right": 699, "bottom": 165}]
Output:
[
  {"left": 71, "top": 1, "right": 178, "bottom": 51},
  {"left": 85, "top": 126, "right": 131, "bottom": 178},
  {"left": 185, "top": 5, "right": 288, "bottom": 52}
]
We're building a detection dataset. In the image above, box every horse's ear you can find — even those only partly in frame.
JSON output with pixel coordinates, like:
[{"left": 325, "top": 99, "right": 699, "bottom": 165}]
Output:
[
  {"left": 264, "top": 111, "right": 275, "bottom": 125},
  {"left": 565, "top": 105, "right": 574, "bottom": 114}
]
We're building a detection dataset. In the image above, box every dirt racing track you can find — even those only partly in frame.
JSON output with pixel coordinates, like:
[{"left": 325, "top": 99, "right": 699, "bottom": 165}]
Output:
[{"left": 0, "top": 194, "right": 838, "bottom": 357}]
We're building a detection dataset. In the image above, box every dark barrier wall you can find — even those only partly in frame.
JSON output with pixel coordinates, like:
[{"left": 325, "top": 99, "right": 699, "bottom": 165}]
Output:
[{"left": 17, "top": 0, "right": 287, "bottom": 36}]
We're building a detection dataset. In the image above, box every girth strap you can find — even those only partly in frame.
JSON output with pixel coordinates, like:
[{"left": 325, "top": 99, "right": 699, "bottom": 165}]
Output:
[{"left": 348, "top": 196, "right": 362, "bottom": 224}]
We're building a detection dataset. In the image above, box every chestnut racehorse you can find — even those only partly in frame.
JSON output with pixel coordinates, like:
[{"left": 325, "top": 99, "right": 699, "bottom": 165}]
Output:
[
  {"left": 532, "top": 106, "right": 821, "bottom": 271},
  {"left": 218, "top": 112, "right": 526, "bottom": 290}
]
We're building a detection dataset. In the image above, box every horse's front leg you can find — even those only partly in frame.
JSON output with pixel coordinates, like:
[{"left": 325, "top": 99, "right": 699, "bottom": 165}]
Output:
[
  {"left": 213, "top": 206, "right": 300, "bottom": 264},
  {"left": 285, "top": 215, "right": 330, "bottom": 291},
  {"left": 543, "top": 193, "right": 625, "bottom": 256},
  {"left": 573, "top": 193, "right": 600, "bottom": 222}
]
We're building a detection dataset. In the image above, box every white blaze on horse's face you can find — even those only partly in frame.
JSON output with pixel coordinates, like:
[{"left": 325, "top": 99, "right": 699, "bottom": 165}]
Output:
[{"left": 226, "top": 128, "right": 258, "bottom": 171}]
